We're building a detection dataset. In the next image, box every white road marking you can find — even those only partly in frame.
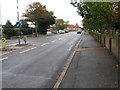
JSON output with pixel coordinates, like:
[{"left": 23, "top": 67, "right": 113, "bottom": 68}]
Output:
[
  {"left": 41, "top": 43, "right": 49, "bottom": 46},
  {"left": 58, "top": 38, "right": 63, "bottom": 40},
  {"left": 67, "top": 44, "right": 74, "bottom": 51},
  {"left": 19, "top": 47, "right": 37, "bottom": 54},
  {"left": 0, "top": 57, "right": 8, "bottom": 61},
  {"left": 51, "top": 40, "right": 56, "bottom": 43}
]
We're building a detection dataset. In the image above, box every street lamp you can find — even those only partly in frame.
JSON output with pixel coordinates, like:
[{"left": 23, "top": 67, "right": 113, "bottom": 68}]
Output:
[
  {"left": 0, "top": 0, "right": 3, "bottom": 39},
  {"left": 16, "top": 0, "right": 21, "bottom": 46}
]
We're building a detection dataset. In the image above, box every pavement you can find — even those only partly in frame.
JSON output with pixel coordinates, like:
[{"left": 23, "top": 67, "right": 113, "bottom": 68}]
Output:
[{"left": 59, "top": 32, "right": 119, "bottom": 89}]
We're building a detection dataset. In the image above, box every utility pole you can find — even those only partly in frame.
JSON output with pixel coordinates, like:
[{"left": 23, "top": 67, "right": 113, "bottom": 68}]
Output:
[
  {"left": 17, "top": 0, "right": 21, "bottom": 45},
  {"left": 0, "top": 0, "right": 3, "bottom": 38}
]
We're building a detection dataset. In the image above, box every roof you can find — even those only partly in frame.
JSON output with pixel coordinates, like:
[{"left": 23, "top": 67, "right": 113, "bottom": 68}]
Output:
[{"left": 68, "top": 24, "right": 80, "bottom": 28}]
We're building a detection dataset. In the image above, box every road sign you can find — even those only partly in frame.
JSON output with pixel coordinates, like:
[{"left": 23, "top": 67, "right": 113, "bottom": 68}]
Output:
[
  {"left": 2, "top": 38, "right": 5, "bottom": 42},
  {"left": 16, "top": 22, "right": 21, "bottom": 28},
  {"left": 2, "top": 39, "right": 5, "bottom": 42},
  {"left": 1, "top": 38, "right": 6, "bottom": 47}
]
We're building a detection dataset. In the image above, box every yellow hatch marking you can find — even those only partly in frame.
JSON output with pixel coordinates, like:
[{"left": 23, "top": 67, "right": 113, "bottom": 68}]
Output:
[{"left": 76, "top": 47, "right": 105, "bottom": 51}]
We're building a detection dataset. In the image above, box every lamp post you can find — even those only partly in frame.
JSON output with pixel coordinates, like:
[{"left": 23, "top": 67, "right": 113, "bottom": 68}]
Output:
[
  {"left": 0, "top": 0, "right": 3, "bottom": 39},
  {"left": 16, "top": 0, "right": 21, "bottom": 45}
]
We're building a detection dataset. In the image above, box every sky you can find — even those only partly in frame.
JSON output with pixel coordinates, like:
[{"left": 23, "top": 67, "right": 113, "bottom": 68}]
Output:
[{"left": 0, "top": 0, "right": 83, "bottom": 26}]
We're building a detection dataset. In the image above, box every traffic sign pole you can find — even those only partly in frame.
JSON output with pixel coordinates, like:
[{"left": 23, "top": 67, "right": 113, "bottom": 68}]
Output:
[{"left": 16, "top": 0, "right": 20, "bottom": 46}]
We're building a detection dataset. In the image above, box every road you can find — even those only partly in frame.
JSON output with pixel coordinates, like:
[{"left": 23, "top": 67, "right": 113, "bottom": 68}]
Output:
[
  {"left": 1, "top": 32, "right": 82, "bottom": 88},
  {"left": 0, "top": 32, "right": 53, "bottom": 48}
]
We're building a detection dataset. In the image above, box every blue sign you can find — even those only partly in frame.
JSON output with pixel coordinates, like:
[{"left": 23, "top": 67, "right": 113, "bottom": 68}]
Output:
[
  {"left": 2, "top": 38, "right": 5, "bottom": 42},
  {"left": 16, "top": 22, "right": 21, "bottom": 28}
]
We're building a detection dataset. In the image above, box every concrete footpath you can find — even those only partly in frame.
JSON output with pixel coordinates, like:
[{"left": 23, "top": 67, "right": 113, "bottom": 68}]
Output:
[{"left": 59, "top": 33, "right": 119, "bottom": 89}]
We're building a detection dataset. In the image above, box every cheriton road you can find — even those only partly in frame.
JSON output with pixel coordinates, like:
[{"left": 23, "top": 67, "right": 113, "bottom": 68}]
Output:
[{"left": 1, "top": 31, "right": 82, "bottom": 88}]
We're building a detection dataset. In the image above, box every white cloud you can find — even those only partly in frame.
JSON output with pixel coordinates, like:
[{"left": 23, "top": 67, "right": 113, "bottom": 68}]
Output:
[{"left": 1, "top": 0, "right": 83, "bottom": 26}]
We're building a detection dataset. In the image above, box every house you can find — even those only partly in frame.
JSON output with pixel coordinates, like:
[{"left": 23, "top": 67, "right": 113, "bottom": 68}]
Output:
[{"left": 67, "top": 23, "right": 81, "bottom": 31}]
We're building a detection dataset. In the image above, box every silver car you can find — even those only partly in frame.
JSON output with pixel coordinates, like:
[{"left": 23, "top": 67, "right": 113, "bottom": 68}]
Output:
[{"left": 59, "top": 30, "right": 65, "bottom": 34}]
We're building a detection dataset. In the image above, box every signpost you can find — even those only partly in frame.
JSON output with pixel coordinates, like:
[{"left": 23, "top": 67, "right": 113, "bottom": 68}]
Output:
[
  {"left": 16, "top": 22, "right": 21, "bottom": 28},
  {"left": 16, "top": 22, "right": 21, "bottom": 46},
  {"left": 16, "top": 0, "right": 21, "bottom": 46}
]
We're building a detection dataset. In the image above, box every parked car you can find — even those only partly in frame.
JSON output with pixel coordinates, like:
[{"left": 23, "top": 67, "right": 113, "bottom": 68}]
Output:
[
  {"left": 77, "top": 30, "right": 82, "bottom": 34},
  {"left": 65, "top": 29, "right": 69, "bottom": 33},
  {"left": 59, "top": 30, "right": 65, "bottom": 34},
  {"left": 52, "top": 30, "right": 58, "bottom": 34}
]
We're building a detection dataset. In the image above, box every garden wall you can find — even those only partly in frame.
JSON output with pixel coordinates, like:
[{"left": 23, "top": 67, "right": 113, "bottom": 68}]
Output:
[{"left": 91, "top": 32, "right": 120, "bottom": 62}]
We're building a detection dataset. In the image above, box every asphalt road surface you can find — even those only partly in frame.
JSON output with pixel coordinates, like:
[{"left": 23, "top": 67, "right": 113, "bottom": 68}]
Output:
[{"left": 1, "top": 32, "right": 82, "bottom": 88}]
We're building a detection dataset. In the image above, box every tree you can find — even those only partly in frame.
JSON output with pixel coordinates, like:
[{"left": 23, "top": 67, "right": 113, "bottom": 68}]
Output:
[
  {"left": 3, "top": 20, "right": 17, "bottom": 38},
  {"left": 4, "top": 20, "right": 13, "bottom": 29},
  {"left": 20, "top": 19, "right": 29, "bottom": 28},
  {"left": 23, "top": 2, "right": 56, "bottom": 35},
  {"left": 55, "top": 19, "right": 69, "bottom": 30},
  {"left": 19, "top": 19, "right": 33, "bottom": 35},
  {"left": 70, "top": 1, "right": 119, "bottom": 34},
  {"left": 112, "top": 2, "right": 120, "bottom": 31}
]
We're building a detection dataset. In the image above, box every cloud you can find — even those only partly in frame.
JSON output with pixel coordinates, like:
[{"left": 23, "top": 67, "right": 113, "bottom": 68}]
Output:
[{"left": 1, "top": 0, "right": 83, "bottom": 26}]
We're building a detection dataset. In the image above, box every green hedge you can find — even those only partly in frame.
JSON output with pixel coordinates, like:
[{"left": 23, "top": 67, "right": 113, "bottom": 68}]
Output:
[{"left": 3, "top": 28, "right": 33, "bottom": 39}]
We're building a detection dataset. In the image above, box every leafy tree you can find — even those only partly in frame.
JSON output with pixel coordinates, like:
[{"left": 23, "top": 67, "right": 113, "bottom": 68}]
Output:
[
  {"left": 3, "top": 20, "right": 13, "bottom": 29},
  {"left": 71, "top": 1, "right": 120, "bottom": 34},
  {"left": 112, "top": 2, "right": 120, "bottom": 31},
  {"left": 55, "top": 19, "right": 69, "bottom": 30},
  {"left": 19, "top": 19, "right": 33, "bottom": 35},
  {"left": 23, "top": 2, "right": 56, "bottom": 35},
  {"left": 3, "top": 20, "right": 17, "bottom": 38},
  {"left": 20, "top": 19, "right": 29, "bottom": 28}
]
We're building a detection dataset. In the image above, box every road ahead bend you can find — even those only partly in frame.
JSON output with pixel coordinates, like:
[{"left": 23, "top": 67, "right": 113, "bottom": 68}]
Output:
[{"left": 2, "top": 32, "right": 82, "bottom": 88}]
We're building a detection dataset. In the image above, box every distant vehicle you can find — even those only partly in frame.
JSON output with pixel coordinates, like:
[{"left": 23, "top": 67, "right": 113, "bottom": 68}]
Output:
[
  {"left": 52, "top": 30, "right": 58, "bottom": 34},
  {"left": 59, "top": 30, "right": 65, "bottom": 34},
  {"left": 47, "top": 31, "right": 52, "bottom": 34},
  {"left": 65, "top": 29, "right": 69, "bottom": 33},
  {"left": 77, "top": 30, "right": 82, "bottom": 34}
]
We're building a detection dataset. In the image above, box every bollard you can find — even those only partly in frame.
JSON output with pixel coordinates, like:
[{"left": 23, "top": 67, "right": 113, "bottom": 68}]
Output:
[{"left": 1, "top": 38, "right": 6, "bottom": 50}]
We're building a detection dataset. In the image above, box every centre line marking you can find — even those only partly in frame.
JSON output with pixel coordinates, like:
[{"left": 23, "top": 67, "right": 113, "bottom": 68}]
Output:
[
  {"left": 58, "top": 38, "right": 63, "bottom": 40},
  {"left": 41, "top": 43, "right": 49, "bottom": 46},
  {"left": 19, "top": 47, "right": 37, "bottom": 54},
  {"left": 0, "top": 57, "right": 8, "bottom": 61},
  {"left": 51, "top": 40, "right": 56, "bottom": 43}
]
